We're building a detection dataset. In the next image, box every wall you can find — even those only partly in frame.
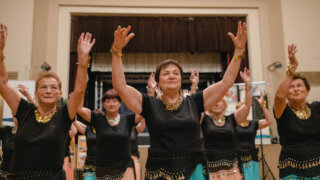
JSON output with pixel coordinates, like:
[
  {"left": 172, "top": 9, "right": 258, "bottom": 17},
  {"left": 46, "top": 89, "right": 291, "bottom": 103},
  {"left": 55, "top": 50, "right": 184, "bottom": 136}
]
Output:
[
  {"left": 0, "top": 0, "right": 34, "bottom": 80},
  {"left": 280, "top": 0, "right": 320, "bottom": 101}
]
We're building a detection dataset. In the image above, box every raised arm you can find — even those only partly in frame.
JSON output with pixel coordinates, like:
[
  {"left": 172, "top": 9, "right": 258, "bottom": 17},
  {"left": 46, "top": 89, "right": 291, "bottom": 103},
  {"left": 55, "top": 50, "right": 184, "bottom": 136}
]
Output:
[
  {"left": 77, "top": 98, "right": 92, "bottom": 122},
  {"left": 274, "top": 44, "right": 298, "bottom": 118},
  {"left": 203, "top": 21, "right": 247, "bottom": 111},
  {"left": 111, "top": 26, "right": 142, "bottom": 114},
  {"left": 234, "top": 68, "right": 252, "bottom": 124},
  {"left": 136, "top": 117, "right": 146, "bottom": 133},
  {"left": 189, "top": 70, "right": 199, "bottom": 95},
  {"left": 72, "top": 119, "right": 87, "bottom": 135},
  {"left": 147, "top": 73, "right": 157, "bottom": 97},
  {"left": 256, "top": 92, "right": 273, "bottom": 129},
  {"left": 67, "top": 32, "right": 95, "bottom": 120},
  {"left": 18, "top": 84, "right": 37, "bottom": 106},
  {"left": 69, "top": 123, "right": 78, "bottom": 138},
  {"left": 0, "top": 24, "right": 21, "bottom": 115}
]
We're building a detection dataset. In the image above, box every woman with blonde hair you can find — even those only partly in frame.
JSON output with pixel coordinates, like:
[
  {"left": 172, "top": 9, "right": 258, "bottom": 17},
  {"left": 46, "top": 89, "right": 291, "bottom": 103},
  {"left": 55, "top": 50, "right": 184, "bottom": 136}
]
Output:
[
  {"left": 200, "top": 68, "right": 252, "bottom": 179},
  {"left": 0, "top": 23, "right": 95, "bottom": 179}
]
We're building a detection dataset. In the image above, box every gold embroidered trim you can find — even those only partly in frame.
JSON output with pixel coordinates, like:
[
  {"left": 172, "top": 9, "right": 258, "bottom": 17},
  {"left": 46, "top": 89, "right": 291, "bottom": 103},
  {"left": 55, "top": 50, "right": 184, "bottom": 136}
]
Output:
[
  {"left": 145, "top": 168, "right": 185, "bottom": 180},
  {"left": 279, "top": 157, "right": 320, "bottom": 170}
]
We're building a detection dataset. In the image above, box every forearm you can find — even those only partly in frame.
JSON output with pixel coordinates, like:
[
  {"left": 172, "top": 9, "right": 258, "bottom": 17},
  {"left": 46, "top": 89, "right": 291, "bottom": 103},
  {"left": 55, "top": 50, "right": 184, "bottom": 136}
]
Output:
[
  {"left": 244, "top": 83, "right": 252, "bottom": 107},
  {"left": 221, "top": 53, "right": 243, "bottom": 88},
  {"left": 73, "top": 120, "right": 86, "bottom": 134},
  {"left": 112, "top": 55, "right": 127, "bottom": 92},
  {"left": 189, "top": 84, "right": 198, "bottom": 95},
  {"left": 262, "top": 106, "right": 272, "bottom": 125},
  {"left": 275, "top": 75, "right": 292, "bottom": 100},
  {"left": 0, "top": 58, "right": 8, "bottom": 84}
]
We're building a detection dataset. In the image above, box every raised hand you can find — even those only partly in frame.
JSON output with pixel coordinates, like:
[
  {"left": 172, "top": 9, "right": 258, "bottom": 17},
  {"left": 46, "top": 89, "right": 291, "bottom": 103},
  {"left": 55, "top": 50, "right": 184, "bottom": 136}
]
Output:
[
  {"left": 18, "top": 84, "right": 29, "bottom": 96},
  {"left": 190, "top": 70, "right": 199, "bottom": 86},
  {"left": 0, "top": 23, "right": 8, "bottom": 55},
  {"left": 228, "top": 21, "right": 247, "bottom": 56},
  {"left": 255, "top": 92, "right": 265, "bottom": 106},
  {"left": 240, "top": 67, "right": 251, "bottom": 85},
  {"left": 77, "top": 32, "right": 95, "bottom": 68},
  {"left": 147, "top": 73, "right": 157, "bottom": 90},
  {"left": 113, "top": 25, "right": 135, "bottom": 52},
  {"left": 288, "top": 44, "right": 298, "bottom": 70}
]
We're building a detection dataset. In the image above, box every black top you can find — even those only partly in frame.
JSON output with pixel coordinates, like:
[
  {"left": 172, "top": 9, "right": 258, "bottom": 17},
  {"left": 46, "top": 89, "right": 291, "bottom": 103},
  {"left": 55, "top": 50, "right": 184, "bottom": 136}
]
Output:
[
  {"left": 64, "top": 136, "right": 71, "bottom": 157},
  {"left": 141, "top": 91, "right": 204, "bottom": 153},
  {"left": 201, "top": 114, "right": 237, "bottom": 150},
  {"left": 0, "top": 126, "right": 15, "bottom": 172},
  {"left": 275, "top": 102, "right": 320, "bottom": 145},
  {"left": 85, "top": 126, "right": 96, "bottom": 166},
  {"left": 130, "top": 127, "right": 138, "bottom": 154},
  {"left": 234, "top": 120, "right": 259, "bottom": 149},
  {"left": 91, "top": 112, "right": 135, "bottom": 166},
  {"left": 10, "top": 98, "right": 72, "bottom": 172}
]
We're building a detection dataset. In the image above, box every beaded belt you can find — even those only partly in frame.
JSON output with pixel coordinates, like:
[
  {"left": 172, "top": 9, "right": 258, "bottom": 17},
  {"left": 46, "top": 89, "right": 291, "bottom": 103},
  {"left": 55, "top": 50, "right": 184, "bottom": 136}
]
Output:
[
  {"left": 145, "top": 151, "right": 208, "bottom": 180},
  {"left": 96, "top": 159, "right": 130, "bottom": 180},
  {"left": 279, "top": 143, "right": 320, "bottom": 170},
  {"left": 7, "top": 170, "right": 60, "bottom": 180}
]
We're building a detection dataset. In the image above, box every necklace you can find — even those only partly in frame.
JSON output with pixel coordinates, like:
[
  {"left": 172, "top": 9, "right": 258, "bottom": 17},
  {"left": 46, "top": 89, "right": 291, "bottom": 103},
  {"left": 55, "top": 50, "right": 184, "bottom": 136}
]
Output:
[
  {"left": 209, "top": 115, "right": 226, "bottom": 126},
  {"left": 288, "top": 103, "right": 311, "bottom": 120},
  {"left": 106, "top": 114, "right": 120, "bottom": 126},
  {"left": 160, "top": 95, "right": 183, "bottom": 111},
  {"left": 35, "top": 109, "right": 56, "bottom": 123}
]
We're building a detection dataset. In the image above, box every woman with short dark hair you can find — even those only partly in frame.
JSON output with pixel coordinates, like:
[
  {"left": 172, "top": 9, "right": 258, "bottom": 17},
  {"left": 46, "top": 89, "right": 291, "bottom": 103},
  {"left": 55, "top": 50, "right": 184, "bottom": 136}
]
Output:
[{"left": 274, "top": 44, "right": 320, "bottom": 179}]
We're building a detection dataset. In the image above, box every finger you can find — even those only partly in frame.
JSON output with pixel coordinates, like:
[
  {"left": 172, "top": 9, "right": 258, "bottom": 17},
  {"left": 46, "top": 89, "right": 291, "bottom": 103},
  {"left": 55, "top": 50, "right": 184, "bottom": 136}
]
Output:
[
  {"left": 87, "top": 33, "right": 92, "bottom": 42},
  {"left": 126, "top": 33, "right": 135, "bottom": 42},
  {"left": 227, "top": 32, "right": 236, "bottom": 45},
  {"left": 84, "top": 32, "right": 90, "bottom": 41},
  {"left": 123, "top": 25, "right": 132, "bottom": 36},
  {"left": 90, "top": 38, "right": 96, "bottom": 46},
  {"left": 237, "top": 21, "right": 241, "bottom": 37},
  {"left": 78, "top": 33, "right": 84, "bottom": 43},
  {"left": 196, "top": 71, "right": 199, "bottom": 77}
]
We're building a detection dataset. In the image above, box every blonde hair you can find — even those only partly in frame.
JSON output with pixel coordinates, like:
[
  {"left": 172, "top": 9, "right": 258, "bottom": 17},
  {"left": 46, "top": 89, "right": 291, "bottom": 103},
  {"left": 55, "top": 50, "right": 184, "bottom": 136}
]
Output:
[{"left": 36, "top": 72, "right": 61, "bottom": 90}]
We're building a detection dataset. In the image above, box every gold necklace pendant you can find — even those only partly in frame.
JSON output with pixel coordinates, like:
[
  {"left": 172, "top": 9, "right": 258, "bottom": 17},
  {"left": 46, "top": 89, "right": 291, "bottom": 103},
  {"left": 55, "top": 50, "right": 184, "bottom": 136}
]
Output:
[
  {"left": 35, "top": 109, "right": 56, "bottom": 123},
  {"left": 161, "top": 95, "right": 183, "bottom": 112},
  {"left": 288, "top": 104, "right": 311, "bottom": 120},
  {"left": 210, "top": 116, "right": 226, "bottom": 127},
  {"left": 106, "top": 114, "right": 120, "bottom": 126}
]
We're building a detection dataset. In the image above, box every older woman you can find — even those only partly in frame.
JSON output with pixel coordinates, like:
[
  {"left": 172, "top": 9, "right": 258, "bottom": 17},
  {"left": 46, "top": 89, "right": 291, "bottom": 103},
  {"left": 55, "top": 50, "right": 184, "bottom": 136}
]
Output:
[
  {"left": 110, "top": 21, "right": 247, "bottom": 179},
  {"left": 274, "top": 44, "right": 320, "bottom": 179},
  {"left": 234, "top": 92, "right": 272, "bottom": 180},
  {"left": 0, "top": 23, "right": 94, "bottom": 179},
  {"left": 77, "top": 89, "right": 142, "bottom": 180},
  {"left": 200, "top": 68, "right": 252, "bottom": 179}
]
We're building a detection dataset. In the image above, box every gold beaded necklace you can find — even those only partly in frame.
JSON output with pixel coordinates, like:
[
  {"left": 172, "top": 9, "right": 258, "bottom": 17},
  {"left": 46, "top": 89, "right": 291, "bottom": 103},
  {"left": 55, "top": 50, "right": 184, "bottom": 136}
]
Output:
[
  {"left": 35, "top": 109, "right": 56, "bottom": 123},
  {"left": 288, "top": 103, "right": 311, "bottom": 120},
  {"left": 160, "top": 95, "right": 183, "bottom": 112},
  {"left": 208, "top": 114, "right": 226, "bottom": 127}
]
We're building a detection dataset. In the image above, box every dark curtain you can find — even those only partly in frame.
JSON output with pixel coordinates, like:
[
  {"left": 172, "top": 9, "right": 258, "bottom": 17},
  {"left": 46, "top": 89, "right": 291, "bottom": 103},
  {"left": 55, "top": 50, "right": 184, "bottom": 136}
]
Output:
[{"left": 70, "top": 16, "right": 246, "bottom": 53}]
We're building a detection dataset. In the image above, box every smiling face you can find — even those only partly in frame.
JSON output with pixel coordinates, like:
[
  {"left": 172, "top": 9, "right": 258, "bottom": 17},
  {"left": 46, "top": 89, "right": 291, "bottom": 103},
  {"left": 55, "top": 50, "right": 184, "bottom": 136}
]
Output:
[
  {"left": 287, "top": 78, "right": 309, "bottom": 103},
  {"left": 210, "top": 98, "right": 227, "bottom": 114},
  {"left": 35, "top": 77, "right": 62, "bottom": 105},
  {"left": 103, "top": 98, "right": 121, "bottom": 115},
  {"left": 157, "top": 63, "right": 182, "bottom": 92}
]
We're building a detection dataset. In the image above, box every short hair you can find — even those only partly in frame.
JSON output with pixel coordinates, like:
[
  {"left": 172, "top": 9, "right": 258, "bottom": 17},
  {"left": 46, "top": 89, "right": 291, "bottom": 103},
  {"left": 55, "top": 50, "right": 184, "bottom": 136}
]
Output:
[
  {"left": 155, "top": 59, "right": 183, "bottom": 83},
  {"left": 293, "top": 73, "right": 310, "bottom": 91},
  {"left": 101, "top": 89, "right": 121, "bottom": 103},
  {"left": 236, "top": 102, "right": 245, "bottom": 110},
  {"left": 36, "top": 72, "right": 61, "bottom": 90}
]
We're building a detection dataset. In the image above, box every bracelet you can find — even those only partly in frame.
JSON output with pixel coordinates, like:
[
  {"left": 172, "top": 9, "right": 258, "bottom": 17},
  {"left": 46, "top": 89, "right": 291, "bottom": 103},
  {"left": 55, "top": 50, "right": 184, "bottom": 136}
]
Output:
[
  {"left": 0, "top": 56, "right": 6, "bottom": 61},
  {"left": 110, "top": 45, "right": 122, "bottom": 57},
  {"left": 76, "top": 56, "right": 91, "bottom": 68},
  {"left": 233, "top": 53, "right": 245, "bottom": 61},
  {"left": 286, "top": 64, "right": 295, "bottom": 76},
  {"left": 190, "top": 86, "right": 198, "bottom": 90},
  {"left": 260, "top": 100, "right": 266, "bottom": 108},
  {"left": 245, "top": 84, "right": 252, "bottom": 91}
]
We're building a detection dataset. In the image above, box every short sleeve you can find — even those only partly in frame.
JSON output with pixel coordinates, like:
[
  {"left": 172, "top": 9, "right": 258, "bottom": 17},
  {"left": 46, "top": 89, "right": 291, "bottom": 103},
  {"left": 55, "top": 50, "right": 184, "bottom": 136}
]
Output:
[
  {"left": 91, "top": 111, "right": 99, "bottom": 127},
  {"left": 59, "top": 105, "right": 73, "bottom": 132},
  {"left": 15, "top": 98, "right": 34, "bottom": 123},
  {"left": 190, "top": 91, "right": 204, "bottom": 114},
  {"left": 141, "top": 93, "right": 154, "bottom": 120},
  {"left": 253, "top": 119, "right": 259, "bottom": 130},
  {"left": 126, "top": 113, "right": 136, "bottom": 129}
]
